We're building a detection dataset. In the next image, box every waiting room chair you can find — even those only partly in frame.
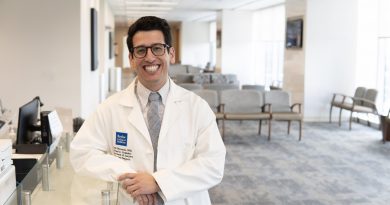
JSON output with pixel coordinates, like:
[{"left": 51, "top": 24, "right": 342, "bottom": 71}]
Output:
[
  {"left": 242, "top": 84, "right": 265, "bottom": 92},
  {"left": 329, "top": 87, "right": 366, "bottom": 125},
  {"left": 175, "top": 74, "right": 195, "bottom": 84},
  {"left": 264, "top": 90, "right": 303, "bottom": 140},
  {"left": 203, "top": 84, "right": 240, "bottom": 101},
  {"left": 178, "top": 83, "right": 202, "bottom": 91},
  {"left": 220, "top": 90, "right": 271, "bottom": 140},
  {"left": 193, "top": 89, "right": 224, "bottom": 131},
  {"left": 339, "top": 88, "right": 378, "bottom": 130}
]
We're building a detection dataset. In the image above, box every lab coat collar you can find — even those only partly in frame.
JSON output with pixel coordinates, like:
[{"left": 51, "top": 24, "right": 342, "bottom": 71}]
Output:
[
  {"left": 117, "top": 79, "right": 186, "bottom": 147},
  {"left": 159, "top": 80, "right": 184, "bottom": 142},
  {"left": 119, "top": 81, "right": 150, "bottom": 144},
  {"left": 119, "top": 80, "right": 138, "bottom": 108}
]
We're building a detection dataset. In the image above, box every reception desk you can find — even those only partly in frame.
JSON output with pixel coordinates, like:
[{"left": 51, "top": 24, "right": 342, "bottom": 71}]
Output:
[
  {"left": 5, "top": 139, "right": 119, "bottom": 205},
  {"left": 2, "top": 108, "right": 121, "bottom": 204}
]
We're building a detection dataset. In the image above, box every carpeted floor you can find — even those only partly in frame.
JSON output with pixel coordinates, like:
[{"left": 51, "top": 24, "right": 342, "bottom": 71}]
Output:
[{"left": 209, "top": 121, "right": 390, "bottom": 205}]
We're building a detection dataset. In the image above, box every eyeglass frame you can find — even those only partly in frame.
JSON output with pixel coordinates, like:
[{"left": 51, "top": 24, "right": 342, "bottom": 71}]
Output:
[{"left": 130, "top": 43, "right": 171, "bottom": 58}]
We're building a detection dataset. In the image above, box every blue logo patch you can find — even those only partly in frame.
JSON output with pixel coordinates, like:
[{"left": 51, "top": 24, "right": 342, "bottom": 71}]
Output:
[{"left": 115, "top": 132, "right": 128, "bottom": 146}]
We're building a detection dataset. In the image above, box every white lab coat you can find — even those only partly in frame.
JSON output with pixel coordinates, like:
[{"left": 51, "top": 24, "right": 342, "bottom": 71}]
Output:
[{"left": 70, "top": 80, "right": 226, "bottom": 205}]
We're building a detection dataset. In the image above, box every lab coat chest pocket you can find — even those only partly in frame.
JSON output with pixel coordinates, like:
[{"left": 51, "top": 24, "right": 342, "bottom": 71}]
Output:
[{"left": 112, "top": 131, "right": 134, "bottom": 162}]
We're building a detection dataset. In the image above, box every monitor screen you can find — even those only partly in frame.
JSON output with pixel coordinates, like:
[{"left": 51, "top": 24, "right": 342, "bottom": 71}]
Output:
[{"left": 16, "top": 98, "right": 40, "bottom": 144}]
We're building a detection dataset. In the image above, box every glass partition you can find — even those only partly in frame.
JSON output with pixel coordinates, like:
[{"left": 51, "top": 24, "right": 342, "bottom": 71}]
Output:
[{"left": 5, "top": 133, "right": 120, "bottom": 205}]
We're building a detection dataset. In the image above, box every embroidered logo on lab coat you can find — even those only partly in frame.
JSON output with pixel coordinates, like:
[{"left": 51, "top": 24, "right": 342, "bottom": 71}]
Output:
[
  {"left": 115, "top": 132, "right": 128, "bottom": 146},
  {"left": 114, "top": 132, "right": 133, "bottom": 160}
]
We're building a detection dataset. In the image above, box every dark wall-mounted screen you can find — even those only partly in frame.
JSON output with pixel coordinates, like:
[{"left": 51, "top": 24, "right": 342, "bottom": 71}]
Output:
[
  {"left": 16, "top": 98, "right": 39, "bottom": 144},
  {"left": 109, "top": 31, "right": 113, "bottom": 59},
  {"left": 91, "top": 8, "right": 98, "bottom": 71},
  {"left": 286, "top": 18, "right": 303, "bottom": 48}
]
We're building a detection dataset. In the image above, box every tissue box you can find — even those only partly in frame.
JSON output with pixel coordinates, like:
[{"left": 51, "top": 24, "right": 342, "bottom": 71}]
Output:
[
  {"left": 0, "top": 165, "right": 16, "bottom": 205},
  {"left": 0, "top": 139, "right": 12, "bottom": 174},
  {"left": 0, "top": 139, "right": 12, "bottom": 159}
]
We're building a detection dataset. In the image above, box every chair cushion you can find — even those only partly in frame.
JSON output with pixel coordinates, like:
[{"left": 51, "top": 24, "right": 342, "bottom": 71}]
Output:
[
  {"left": 352, "top": 105, "right": 375, "bottom": 113},
  {"left": 331, "top": 101, "right": 344, "bottom": 107},
  {"left": 272, "top": 112, "right": 302, "bottom": 120},
  {"left": 339, "top": 103, "right": 353, "bottom": 110},
  {"left": 224, "top": 113, "right": 270, "bottom": 120}
]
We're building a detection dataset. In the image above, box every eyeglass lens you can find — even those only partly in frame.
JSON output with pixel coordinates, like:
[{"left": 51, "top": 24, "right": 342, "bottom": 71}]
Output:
[{"left": 133, "top": 44, "right": 167, "bottom": 58}]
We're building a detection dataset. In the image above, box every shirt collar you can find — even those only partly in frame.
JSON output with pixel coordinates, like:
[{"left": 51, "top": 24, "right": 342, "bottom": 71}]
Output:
[{"left": 136, "top": 78, "right": 170, "bottom": 108}]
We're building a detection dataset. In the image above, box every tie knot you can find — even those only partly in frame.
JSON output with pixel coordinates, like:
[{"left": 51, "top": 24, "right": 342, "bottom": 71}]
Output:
[{"left": 149, "top": 92, "right": 161, "bottom": 102}]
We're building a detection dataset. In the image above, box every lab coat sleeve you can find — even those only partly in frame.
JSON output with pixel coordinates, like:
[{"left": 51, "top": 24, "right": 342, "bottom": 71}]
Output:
[
  {"left": 153, "top": 100, "right": 226, "bottom": 201},
  {"left": 70, "top": 105, "right": 135, "bottom": 182}
]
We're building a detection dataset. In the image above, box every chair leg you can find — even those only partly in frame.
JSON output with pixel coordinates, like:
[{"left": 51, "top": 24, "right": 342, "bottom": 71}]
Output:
[
  {"left": 287, "top": 121, "right": 291, "bottom": 135},
  {"left": 329, "top": 105, "right": 333, "bottom": 123},
  {"left": 222, "top": 119, "right": 225, "bottom": 140},
  {"left": 349, "top": 111, "right": 353, "bottom": 130},
  {"left": 338, "top": 109, "right": 343, "bottom": 127},
  {"left": 258, "top": 120, "right": 262, "bottom": 135},
  {"left": 268, "top": 120, "right": 271, "bottom": 141},
  {"left": 299, "top": 120, "right": 302, "bottom": 141},
  {"left": 367, "top": 113, "right": 371, "bottom": 127}
]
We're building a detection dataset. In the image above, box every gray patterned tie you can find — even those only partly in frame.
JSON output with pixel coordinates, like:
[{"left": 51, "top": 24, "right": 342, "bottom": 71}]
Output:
[
  {"left": 147, "top": 92, "right": 162, "bottom": 171},
  {"left": 147, "top": 92, "right": 164, "bottom": 205}
]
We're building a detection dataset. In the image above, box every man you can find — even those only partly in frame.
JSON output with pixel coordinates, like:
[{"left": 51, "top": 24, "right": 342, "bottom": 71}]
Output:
[{"left": 70, "top": 16, "right": 226, "bottom": 205}]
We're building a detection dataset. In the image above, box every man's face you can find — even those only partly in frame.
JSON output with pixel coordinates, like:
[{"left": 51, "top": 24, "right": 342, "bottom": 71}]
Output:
[{"left": 129, "top": 30, "right": 175, "bottom": 91}]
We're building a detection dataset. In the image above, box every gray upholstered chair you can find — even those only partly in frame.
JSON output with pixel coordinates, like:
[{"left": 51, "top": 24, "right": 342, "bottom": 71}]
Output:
[
  {"left": 187, "top": 66, "right": 202, "bottom": 74},
  {"left": 193, "top": 89, "right": 224, "bottom": 132},
  {"left": 264, "top": 90, "right": 303, "bottom": 140},
  {"left": 339, "top": 88, "right": 378, "bottom": 130},
  {"left": 168, "top": 64, "right": 188, "bottom": 78},
  {"left": 175, "top": 74, "right": 194, "bottom": 84},
  {"left": 242, "top": 84, "right": 265, "bottom": 92},
  {"left": 203, "top": 84, "right": 240, "bottom": 101},
  {"left": 220, "top": 90, "right": 271, "bottom": 140},
  {"left": 178, "top": 83, "right": 202, "bottom": 91},
  {"left": 329, "top": 87, "right": 366, "bottom": 125},
  {"left": 193, "top": 74, "right": 212, "bottom": 84},
  {"left": 224, "top": 74, "right": 239, "bottom": 85}
]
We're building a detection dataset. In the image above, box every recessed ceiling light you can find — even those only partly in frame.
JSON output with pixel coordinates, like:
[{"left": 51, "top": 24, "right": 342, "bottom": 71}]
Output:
[{"left": 125, "top": 1, "right": 178, "bottom": 6}]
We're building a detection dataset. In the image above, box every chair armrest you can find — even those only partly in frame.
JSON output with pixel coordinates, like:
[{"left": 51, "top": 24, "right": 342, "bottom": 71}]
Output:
[
  {"left": 262, "top": 103, "right": 272, "bottom": 113},
  {"left": 218, "top": 103, "right": 225, "bottom": 113},
  {"left": 331, "top": 93, "right": 353, "bottom": 104},
  {"left": 352, "top": 97, "right": 378, "bottom": 112},
  {"left": 291, "top": 103, "right": 302, "bottom": 113}
]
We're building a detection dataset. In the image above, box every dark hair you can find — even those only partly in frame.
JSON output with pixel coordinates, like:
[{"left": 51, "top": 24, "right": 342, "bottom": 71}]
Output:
[{"left": 126, "top": 16, "right": 172, "bottom": 54}]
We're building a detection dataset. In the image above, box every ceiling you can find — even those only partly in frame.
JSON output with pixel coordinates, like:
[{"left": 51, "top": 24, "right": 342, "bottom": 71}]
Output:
[{"left": 107, "top": 0, "right": 285, "bottom": 25}]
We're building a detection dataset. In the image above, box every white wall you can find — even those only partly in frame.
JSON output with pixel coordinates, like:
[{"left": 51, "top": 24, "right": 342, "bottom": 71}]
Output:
[
  {"left": 304, "top": 0, "right": 358, "bottom": 121},
  {"left": 378, "top": 0, "right": 390, "bottom": 37},
  {"left": 0, "top": 0, "right": 115, "bottom": 120},
  {"left": 0, "top": 0, "right": 81, "bottom": 121},
  {"left": 355, "top": 0, "right": 378, "bottom": 88},
  {"left": 221, "top": 10, "right": 254, "bottom": 85},
  {"left": 180, "top": 22, "right": 210, "bottom": 68}
]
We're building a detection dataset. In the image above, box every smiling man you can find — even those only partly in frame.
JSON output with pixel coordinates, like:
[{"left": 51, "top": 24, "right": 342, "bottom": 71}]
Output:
[{"left": 70, "top": 16, "right": 226, "bottom": 205}]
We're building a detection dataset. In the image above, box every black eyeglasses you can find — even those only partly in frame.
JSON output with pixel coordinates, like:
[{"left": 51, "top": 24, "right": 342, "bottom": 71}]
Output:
[{"left": 131, "top": 43, "right": 170, "bottom": 58}]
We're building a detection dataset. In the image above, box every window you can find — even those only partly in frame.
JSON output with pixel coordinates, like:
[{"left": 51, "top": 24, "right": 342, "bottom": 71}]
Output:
[
  {"left": 252, "top": 5, "right": 285, "bottom": 89},
  {"left": 377, "top": 37, "right": 390, "bottom": 114}
]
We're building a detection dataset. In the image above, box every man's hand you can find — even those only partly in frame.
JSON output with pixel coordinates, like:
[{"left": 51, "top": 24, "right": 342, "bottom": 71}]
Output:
[
  {"left": 118, "top": 172, "right": 160, "bottom": 197},
  {"left": 135, "top": 194, "right": 157, "bottom": 205}
]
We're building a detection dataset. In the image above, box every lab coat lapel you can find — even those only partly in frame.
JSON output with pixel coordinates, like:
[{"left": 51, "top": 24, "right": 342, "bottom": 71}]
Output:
[
  {"left": 119, "top": 82, "right": 151, "bottom": 145},
  {"left": 159, "top": 83, "right": 183, "bottom": 142}
]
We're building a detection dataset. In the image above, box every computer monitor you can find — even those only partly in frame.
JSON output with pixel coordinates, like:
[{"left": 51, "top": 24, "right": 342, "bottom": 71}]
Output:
[{"left": 16, "top": 97, "right": 40, "bottom": 144}]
